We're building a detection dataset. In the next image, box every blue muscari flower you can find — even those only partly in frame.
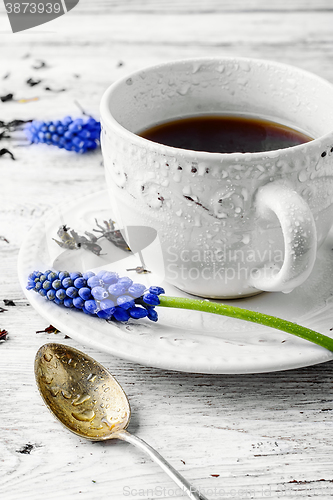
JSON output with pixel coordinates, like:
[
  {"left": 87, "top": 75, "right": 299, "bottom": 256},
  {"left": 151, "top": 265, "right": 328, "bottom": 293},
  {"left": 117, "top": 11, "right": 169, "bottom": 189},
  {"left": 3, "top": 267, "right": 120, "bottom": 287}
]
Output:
[
  {"left": 26, "top": 269, "right": 163, "bottom": 323},
  {"left": 25, "top": 116, "right": 101, "bottom": 154}
]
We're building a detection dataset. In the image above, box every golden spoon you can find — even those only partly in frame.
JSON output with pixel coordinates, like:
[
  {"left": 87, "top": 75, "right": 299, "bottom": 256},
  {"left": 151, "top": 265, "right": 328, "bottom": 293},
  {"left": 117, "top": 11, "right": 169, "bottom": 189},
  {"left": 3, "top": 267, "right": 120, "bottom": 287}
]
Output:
[{"left": 35, "top": 343, "right": 209, "bottom": 500}]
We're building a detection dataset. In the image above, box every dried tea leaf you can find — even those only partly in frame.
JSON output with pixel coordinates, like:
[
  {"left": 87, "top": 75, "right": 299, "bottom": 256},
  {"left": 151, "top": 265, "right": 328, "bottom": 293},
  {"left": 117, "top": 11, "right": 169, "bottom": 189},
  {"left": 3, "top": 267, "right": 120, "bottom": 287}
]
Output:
[
  {"left": 44, "top": 86, "right": 66, "bottom": 93},
  {"left": 36, "top": 325, "right": 59, "bottom": 334},
  {"left": 93, "top": 219, "right": 130, "bottom": 252},
  {"left": 3, "top": 299, "right": 15, "bottom": 306},
  {"left": 53, "top": 225, "right": 103, "bottom": 255},
  {"left": 126, "top": 266, "right": 151, "bottom": 274},
  {"left": 16, "top": 444, "right": 34, "bottom": 454}
]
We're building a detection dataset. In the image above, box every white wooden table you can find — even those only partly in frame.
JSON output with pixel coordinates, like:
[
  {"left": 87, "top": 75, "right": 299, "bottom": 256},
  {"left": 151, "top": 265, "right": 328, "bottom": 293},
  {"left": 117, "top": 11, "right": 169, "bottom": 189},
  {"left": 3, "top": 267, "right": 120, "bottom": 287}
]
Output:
[{"left": 2, "top": 1, "right": 333, "bottom": 499}]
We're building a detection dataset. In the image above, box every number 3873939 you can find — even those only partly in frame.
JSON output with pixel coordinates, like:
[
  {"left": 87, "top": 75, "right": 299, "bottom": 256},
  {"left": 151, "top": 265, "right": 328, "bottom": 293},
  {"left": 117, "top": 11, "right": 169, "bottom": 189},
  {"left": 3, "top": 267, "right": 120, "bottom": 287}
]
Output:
[{"left": 5, "top": 2, "right": 62, "bottom": 14}]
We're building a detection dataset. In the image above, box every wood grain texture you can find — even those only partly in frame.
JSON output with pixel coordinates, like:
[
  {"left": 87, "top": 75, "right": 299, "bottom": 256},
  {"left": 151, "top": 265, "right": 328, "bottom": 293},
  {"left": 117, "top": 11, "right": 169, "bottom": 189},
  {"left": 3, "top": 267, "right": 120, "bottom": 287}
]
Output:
[{"left": 1, "top": 1, "right": 333, "bottom": 499}]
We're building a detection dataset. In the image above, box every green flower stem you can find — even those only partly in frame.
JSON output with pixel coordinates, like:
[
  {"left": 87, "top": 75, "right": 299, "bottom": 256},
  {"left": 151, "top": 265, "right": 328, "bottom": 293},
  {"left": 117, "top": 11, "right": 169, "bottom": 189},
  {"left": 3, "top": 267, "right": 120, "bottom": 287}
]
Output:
[{"left": 158, "top": 295, "right": 333, "bottom": 352}]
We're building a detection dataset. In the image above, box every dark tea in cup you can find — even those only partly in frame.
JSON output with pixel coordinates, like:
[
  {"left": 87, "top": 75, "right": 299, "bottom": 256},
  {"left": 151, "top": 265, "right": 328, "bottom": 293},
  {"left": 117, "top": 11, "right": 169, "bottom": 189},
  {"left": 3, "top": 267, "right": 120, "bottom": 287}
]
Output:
[{"left": 139, "top": 115, "right": 312, "bottom": 154}]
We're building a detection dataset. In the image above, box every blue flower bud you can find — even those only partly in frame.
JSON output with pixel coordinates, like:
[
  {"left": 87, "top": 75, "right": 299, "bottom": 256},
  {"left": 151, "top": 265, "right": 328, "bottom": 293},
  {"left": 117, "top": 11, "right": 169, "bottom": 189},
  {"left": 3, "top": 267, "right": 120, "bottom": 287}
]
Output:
[
  {"left": 83, "top": 271, "right": 95, "bottom": 280},
  {"left": 99, "top": 271, "right": 118, "bottom": 285},
  {"left": 70, "top": 272, "right": 82, "bottom": 281},
  {"left": 74, "top": 277, "right": 87, "bottom": 289},
  {"left": 64, "top": 297, "right": 74, "bottom": 308},
  {"left": 99, "top": 298, "right": 115, "bottom": 315},
  {"left": 113, "top": 307, "right": 130, "bottom": 322},
  {"left": 108, "top": 282, "right": 128, "bottom": 297},
  {"left": 66, "top": 286, "right": 78, "bottom": 298},
  {"left": 91, "top": 286, "right": 109, "bottom": 301},
  {"left": 129, "top": 306, "right": 148, "bottom": 319},
  {"left": 87, "top": 275, "right": 101, "bottom": 288},
  {"left": 56, "top": 289, "right": 66, "bottom": 301},
  {"left": 47, "top": 272, "right": 58, "bottom": 282},
  {"left": 149, "top": 286, "right": 165, "bottom": 295},
  {"left": 118, "top": 276, "right": 133, "bottom": 288},
  {"left": 59, "top": 271, "right": 70, "bottom": 280},
  {"left": 147, "top": 308, "right": 158, "bottom": 322},
  {"left": 117, "top": 295, "right": 135, "bottom": 310},
  {"left": 42, "top": 280, "right": 52, "bottom": 290},
  {"left": 47, "top": 289, "right": 56, "bottom": 301},
  {"left": 142, "top": 292, "right": 160, "bottom": 306},
  {"left": 52, "top": 279, "right": 62, "bottom": 290},
  {"left": 78, "top": 287, "right": 92, "bottom": 301},
  {"left": 97, "top": 309, "right": 113, "bottom": 320},
  {"left": 128, "top": 283, "right": 146, "bottom": 298},
  {"left": 84, "top": 299, "right": 99, "bottom": 315},
  {"left": 73, "top": 296, "right": 85, "bottom": 309},
  {"left": 62, "top": 277, "right": 73, "bottom": 289}
]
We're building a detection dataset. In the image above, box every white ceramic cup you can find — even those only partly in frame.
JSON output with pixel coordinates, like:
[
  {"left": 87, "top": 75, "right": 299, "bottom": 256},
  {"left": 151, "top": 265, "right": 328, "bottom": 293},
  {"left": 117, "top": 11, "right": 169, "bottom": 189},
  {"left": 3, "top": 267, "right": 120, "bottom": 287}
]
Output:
[{"left": 100, "top": 57, "right": 333, "bottom": 298}]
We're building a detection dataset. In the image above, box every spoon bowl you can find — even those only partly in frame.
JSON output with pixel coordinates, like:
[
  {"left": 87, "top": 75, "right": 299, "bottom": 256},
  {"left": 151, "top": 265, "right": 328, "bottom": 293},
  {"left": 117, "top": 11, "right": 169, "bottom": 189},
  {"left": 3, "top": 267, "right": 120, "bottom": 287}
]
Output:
[
  {"left": 35, "top": 343, "right": 208, "bottom": 500},
  {"left": 35, "top": 343, "right": 130, "bottom": 441}
]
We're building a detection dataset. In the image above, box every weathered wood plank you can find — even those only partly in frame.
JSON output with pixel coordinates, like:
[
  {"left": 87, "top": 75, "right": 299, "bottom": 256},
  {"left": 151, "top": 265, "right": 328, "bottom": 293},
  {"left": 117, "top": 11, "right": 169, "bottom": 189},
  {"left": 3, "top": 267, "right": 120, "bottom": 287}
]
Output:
[{"left": 1, "top": 2, "right": 333, "bottom": 499}]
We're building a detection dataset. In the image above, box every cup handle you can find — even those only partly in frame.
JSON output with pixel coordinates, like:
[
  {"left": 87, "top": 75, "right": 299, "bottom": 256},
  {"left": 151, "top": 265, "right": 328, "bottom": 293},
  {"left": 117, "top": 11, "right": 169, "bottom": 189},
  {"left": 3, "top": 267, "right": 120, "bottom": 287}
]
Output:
[{"left": 249, "top": 182, "right": 317, "bottom": 293}]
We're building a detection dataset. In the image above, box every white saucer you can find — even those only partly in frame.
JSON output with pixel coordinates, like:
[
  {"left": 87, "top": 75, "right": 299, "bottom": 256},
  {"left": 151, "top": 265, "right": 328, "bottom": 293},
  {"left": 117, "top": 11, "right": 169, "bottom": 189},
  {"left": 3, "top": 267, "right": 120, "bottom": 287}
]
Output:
[{"left": 18, "top": 189, "right": 333, "bottom": 374}]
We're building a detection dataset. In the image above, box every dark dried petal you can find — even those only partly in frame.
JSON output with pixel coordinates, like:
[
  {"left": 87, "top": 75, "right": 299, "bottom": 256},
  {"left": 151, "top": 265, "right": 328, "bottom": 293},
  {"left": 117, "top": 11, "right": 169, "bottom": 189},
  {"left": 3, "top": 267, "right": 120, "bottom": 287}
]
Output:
[
  {"left": 0, "top": 149, "right": 15, "bottom": 160},
  {"left": 32, "top": 60, "right": 47, "bottom": 69},
  {"left": 27, "top": 77, "right": 41, "bottom": 87},
  {"left": 3, "top": 299, "right": 15, "bottom": 306},
  {"left": 36, "top": 325, "right": 59, "bottom": 334},
  {"left": 0, "top": 93, "right": 13, "bottom": 102},
  {"left": 0, "top": 329, "right": 8, "bottom": 341}
]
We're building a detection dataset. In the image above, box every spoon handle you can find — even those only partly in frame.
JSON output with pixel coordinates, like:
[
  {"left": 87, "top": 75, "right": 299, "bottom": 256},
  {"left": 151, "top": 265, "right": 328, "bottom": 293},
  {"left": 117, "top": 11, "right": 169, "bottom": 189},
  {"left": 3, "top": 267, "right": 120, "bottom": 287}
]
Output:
[{"left": 116, "top": 430, "right": 209, "bottom": 500}]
